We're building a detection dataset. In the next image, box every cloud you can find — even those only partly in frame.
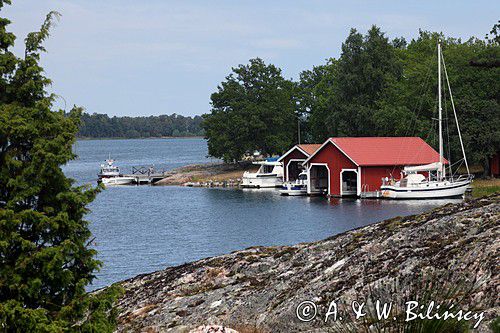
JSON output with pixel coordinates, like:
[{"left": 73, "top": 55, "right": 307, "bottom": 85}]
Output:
[{"left": 2, "top": 0, "right": 497, "bottom": 116}]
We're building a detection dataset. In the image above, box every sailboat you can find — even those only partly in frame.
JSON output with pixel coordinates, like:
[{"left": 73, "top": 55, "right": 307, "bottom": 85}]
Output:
[{"left": 380, "top": 40, "right": 473, "bottom": 199}]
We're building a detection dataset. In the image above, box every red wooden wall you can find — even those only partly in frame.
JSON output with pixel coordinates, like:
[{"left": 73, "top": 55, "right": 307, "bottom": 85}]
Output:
[
  {"left": 360, "top": 166, "right": 404, "bottom": 192},
  {"left": 282, "top": 149, "right": 308, "bottom": 180},
  {"left": 307, "top": 142, "right": 357, "bottom": 196}
]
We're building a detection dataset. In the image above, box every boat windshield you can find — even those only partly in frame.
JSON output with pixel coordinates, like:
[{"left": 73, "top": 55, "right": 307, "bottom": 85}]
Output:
[
  {"left": 260, "top": 165, "right": 275, "bottom": 174},
  {"left": 101, "top": 166, "right": 119, "bottom": 173}
]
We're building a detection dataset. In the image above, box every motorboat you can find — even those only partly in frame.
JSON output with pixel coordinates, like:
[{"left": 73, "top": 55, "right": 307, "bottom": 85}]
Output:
[
  {"left": 380, "top": 40, "right": 472, "bottom": 199},
  {"left": 241, "top": 158, "right": 283, "bottom": 188},
  {"left": 280, "top": 171, "right": 307, "bottom": 196},
  {"left": 98, "top": 158, "right": 120, "bottom": 178},
  {"left": 97, "top": 159, "right": 136, "bottom": 185},
  {"left": 100, "top": 176, "right": 136, "bottom": 186}
]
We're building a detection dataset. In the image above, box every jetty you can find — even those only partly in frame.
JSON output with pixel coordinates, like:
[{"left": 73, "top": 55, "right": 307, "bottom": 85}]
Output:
[{"left": 122, "top": 166, "right": 168, "bottom": 185}]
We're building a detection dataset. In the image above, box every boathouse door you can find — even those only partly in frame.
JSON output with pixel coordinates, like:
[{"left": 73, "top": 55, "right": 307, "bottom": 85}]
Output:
[
  {"left": 308, "top": 164, "right": 329, "bottom": 195},
  {"left": 340, "top": 169, "right": 358, "bottom": 196},
  {"left": 286, "top": 159, "right": 305, "bottom": 181}
]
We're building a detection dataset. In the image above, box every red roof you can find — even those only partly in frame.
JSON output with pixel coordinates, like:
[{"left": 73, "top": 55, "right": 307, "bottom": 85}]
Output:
[
  {"left": 298, "top": 144, "right": 322, "bottom": 156},
  {"left": 278, "top": 143, "right": 321, "bottom": 162},
  {"left": 312, "top": 137, "right": 445, "bottom": 166}
]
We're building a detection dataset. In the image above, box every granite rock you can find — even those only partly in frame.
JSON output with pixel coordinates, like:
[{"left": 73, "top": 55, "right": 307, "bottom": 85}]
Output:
[{"left": 114, "top": 195, "right": 499, "bottom": 332}]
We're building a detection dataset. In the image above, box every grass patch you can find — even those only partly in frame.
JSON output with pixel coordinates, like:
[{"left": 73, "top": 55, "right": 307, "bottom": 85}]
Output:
[{"left": 471, "top": 178, "right": 500, "bottom": 198}]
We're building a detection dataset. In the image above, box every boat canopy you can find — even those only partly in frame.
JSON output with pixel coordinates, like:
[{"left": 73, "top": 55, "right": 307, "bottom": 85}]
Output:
[{"left": 404, "top": 162, "right": 442, "bottom": 173}]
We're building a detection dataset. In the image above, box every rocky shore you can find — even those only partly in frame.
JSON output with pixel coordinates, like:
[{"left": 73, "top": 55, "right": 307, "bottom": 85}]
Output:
[
  {"left": 155, "top": 163, "right": 256, "bottom": 187},
  {"left": 114, "top": 195, "right": 499, "bottom": 332}
]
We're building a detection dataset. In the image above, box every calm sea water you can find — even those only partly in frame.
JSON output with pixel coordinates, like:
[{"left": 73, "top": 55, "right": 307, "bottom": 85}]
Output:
[{"left": 64, "top": 138, "right": 461, "bottom": 290}]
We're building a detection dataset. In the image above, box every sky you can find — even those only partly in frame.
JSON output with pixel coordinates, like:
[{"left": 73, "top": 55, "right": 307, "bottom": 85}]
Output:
[{"left": 3, "top": 1, "right": 498, "bottom": 117}]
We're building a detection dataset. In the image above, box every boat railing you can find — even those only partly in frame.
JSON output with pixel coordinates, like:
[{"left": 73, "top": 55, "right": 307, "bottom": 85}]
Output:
[
  {"left": 451, "top": 174, "right": 474, "bottom": 182},
  {"left": 131, "top": 165, "right": 166, "bottom": 175},
  {"left": 381, "top": 178, "right": 397, "bottom": 186}
]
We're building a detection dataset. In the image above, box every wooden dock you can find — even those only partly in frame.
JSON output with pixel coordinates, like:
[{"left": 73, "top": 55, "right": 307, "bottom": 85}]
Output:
[
  {"left": 360, "top": 191, "right": 383, "bottom": 198},
  {"left": 122, "top": 166, "right": 168, "bottom": 185}
]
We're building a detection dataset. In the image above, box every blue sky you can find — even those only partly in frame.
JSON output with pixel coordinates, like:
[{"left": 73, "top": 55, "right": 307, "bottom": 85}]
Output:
[{"left": 3, "top": 1, "right": 498, "bottom": 117}]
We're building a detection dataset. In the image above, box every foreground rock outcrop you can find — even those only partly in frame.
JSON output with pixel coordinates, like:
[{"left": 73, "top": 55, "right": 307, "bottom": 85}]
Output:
[{"left": 115, "top": 195, "right": 499, "bottom": 332}]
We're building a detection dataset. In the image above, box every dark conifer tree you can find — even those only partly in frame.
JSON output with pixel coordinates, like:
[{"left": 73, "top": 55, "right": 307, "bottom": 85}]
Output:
[{"left": 0, "top": 2, "right": 120, "bottom": 331}]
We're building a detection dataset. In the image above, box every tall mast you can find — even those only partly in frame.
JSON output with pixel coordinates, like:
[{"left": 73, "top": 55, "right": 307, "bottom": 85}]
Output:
[
  {"left": 438, "top": 40, "right": 444, "bottom": 180},
  {"left": 297, "top": 117, "right": 301, "bottom": 144},
  {"left": 441, "top": 51, "right": 470, "bottom": 176}
]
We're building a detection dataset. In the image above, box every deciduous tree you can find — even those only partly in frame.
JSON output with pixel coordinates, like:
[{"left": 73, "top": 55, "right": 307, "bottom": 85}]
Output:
[{"left": 203, "top": 58, "right": 296, "bottom": 162}]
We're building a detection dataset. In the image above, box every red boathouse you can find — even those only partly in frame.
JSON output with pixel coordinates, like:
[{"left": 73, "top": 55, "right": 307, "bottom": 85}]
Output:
[
  {"left": 303, "top": 137, "right": 445, "bottom": 197},
  {"left": 277, "top": 144, "right": 321, "bottom": 181}
]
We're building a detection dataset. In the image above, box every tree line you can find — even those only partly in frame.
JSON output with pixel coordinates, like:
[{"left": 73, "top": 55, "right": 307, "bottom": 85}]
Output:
[
  {"left": 202, "top": 24, "right": 500, "bottom": 175},
  {"left": 77, "top": 112, "right": 204, "bottom": 138}
]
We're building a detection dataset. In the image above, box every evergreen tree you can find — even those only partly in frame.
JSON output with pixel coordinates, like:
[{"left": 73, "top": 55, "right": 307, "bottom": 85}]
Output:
[{"left": 0, "top": 3, "right": 120, "bottom": 331}]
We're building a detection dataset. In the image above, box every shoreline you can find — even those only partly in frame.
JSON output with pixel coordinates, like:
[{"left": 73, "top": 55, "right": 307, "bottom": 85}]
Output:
[
  {"left": 76, "top": 136, "right": 205, "bottom": 141},
  {"left": 155, "top": 162, "right": 500, "bottom": 194},
  {"left": 155, "top": 162, "right": 258, "bottom": 186}
]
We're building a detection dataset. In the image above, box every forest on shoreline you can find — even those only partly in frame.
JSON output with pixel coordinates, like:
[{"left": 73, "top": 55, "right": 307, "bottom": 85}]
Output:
[{"left": 77, "top": 112, "right": 204, "bottom": 138}]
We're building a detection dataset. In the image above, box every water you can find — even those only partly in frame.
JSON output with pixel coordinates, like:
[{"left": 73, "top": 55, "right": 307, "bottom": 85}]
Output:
[{"left": 64, "top": 138, "right": 461, "bottom": 290}]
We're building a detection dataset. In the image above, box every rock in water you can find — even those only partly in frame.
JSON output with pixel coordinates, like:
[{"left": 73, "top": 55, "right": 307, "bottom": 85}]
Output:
[{"left": 115, "top": 195, "right": 499, "bottom": 332}]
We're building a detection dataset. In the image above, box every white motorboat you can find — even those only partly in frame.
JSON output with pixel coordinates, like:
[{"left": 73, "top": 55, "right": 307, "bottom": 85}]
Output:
[
  {"left": 279, "top": 171, "right": 308, "bottom": 196},
  {"left": 381, "top": 40, "right": 472, "bottom": 199},
  {"left": 241, "top": 158, "right": 283, "bottom": 188},
  {"left": 100, "top": 176, "right": 136, "bottom": 186},
  {"left": 97, "top": 159, "right": 136, "bottom": 185},
  {"left": 98, "top": 158, "right": 120, "bottom": 178}
]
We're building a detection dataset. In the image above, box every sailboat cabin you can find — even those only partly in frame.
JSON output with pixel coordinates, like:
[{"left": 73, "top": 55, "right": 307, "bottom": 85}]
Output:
[{"left": 302, "top": 137, "right": 446, "bottom": 197}]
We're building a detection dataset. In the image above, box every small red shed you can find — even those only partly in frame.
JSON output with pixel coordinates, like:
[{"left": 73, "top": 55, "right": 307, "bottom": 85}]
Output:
[
  {"left": 278, "top": 144, "right": 321, "bottom": 181},
  {"left": 489, "top": 152, "right": 499, "bottom": 177},
  {"left": 303, "top": 137, "right": 445, "bottom": 197}
]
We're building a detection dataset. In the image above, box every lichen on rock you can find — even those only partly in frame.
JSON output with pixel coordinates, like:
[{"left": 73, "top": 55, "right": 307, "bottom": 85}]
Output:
[{"left": 114, "top": 195, "right": 499, "bottom": 332}]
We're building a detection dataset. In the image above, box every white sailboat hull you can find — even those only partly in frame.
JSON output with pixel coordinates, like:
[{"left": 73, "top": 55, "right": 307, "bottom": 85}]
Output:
[{"left": 380, "top": 180, "right": 470, "bottom": 199}]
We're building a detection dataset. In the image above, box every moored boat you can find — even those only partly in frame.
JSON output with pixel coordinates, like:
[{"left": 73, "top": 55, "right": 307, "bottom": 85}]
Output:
[
  {"left": 241, "top": 158, "right": 283, "bottom": 188},
  {"left": 101, "top": 176, "right": 136, "bottom": 186},
  {"left": 97, "top": 159, "right": 136, "bottom": 185},
  {"left": 280, "top": 171, "right": 308, "bottom": 196},
  {"left": 380, "top": 40, "right": 473, "bottom": 199}
]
